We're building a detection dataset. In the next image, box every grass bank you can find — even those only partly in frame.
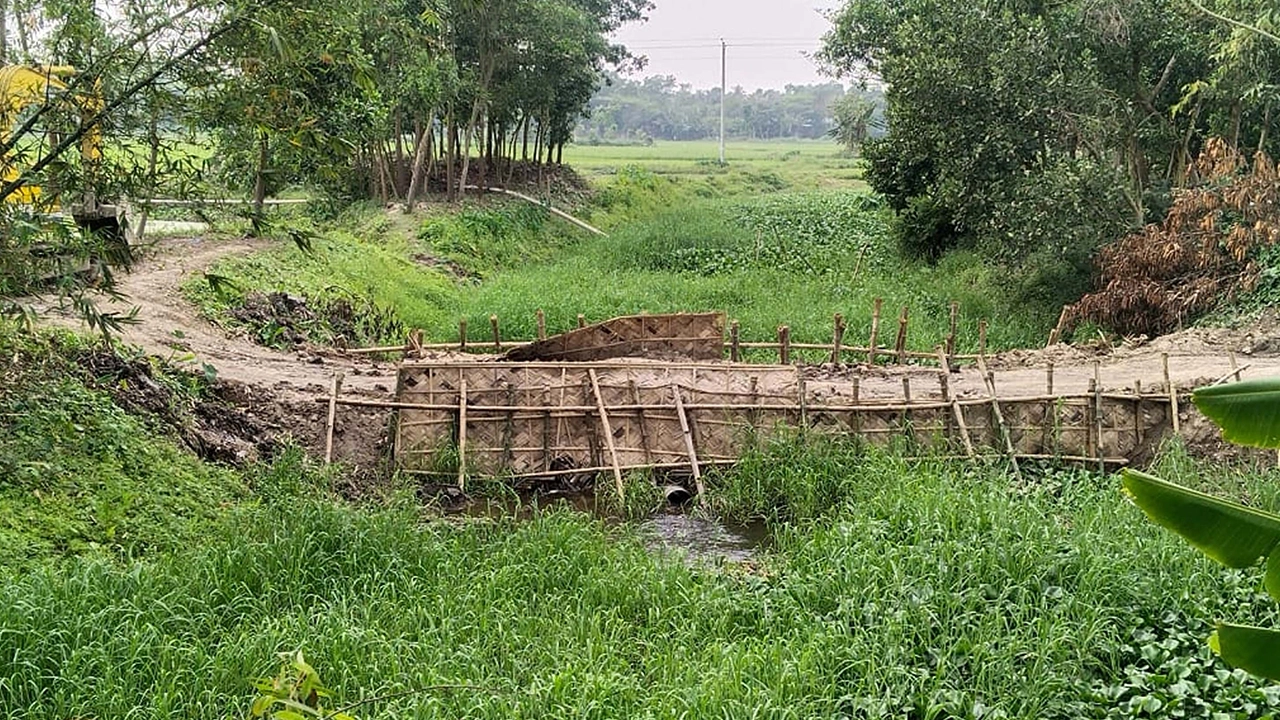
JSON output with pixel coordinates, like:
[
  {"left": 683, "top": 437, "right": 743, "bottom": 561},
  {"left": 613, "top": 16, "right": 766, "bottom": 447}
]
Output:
[
  {"left": 188, "top": 173, "right": 1055, "bottom": 353},
  {"left": 3, "top": 437, "right": 1279, "bottom": 718}
]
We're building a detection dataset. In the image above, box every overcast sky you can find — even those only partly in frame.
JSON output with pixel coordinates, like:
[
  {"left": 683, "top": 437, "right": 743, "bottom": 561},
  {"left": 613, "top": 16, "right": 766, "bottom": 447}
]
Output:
[{"left": 611, "top": 0, "right": 844, "bottom": 91}]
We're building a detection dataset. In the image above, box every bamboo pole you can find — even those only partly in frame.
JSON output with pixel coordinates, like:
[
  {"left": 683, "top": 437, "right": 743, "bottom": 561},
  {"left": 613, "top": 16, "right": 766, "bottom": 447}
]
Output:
[
  {"left": 831, "top": 314, "right": 846, "bottom": 365},
  {"left": 629, "top": 380, "right": 652, "bottom": 464},
  {"left": 458, "top": 318, "right": 468, "bottom": 351},
  {"left": 868, "top": 298, "right": 882, "bottom": 365},
  {"left": 978, "top": 320, "right": 988, "bottom": 359},
  {"left": 894, "top": 306, "right": 909, "bottom": 364},
  {"left": 541, "top": 385, "right": 552, "bottom": 472},
  {"left": 778, "top": 325, "right": 791, "bottom": 364},
  {"left": 588, "top": 369, "right": 625, "bottom": 501},
  {"left": 671, "top": 385, "right": 706, "bottom": 502},
  {"left": 1229, "top": 351, "right": 1242, "bottom": 382},
  {"left": 1132, "top": 380, "right": 1143, "bottom": 454},
  {"left": 945, "top": 301, "right": 958, "bottom": 363},
  {"left": 457, "top": 379, "right": 468, "bottom": 489},
  {"left": 536, "top": 309, "right": 547, "bottom": 341},
  {"left": 324, "top": 372, "right": 344, "bottom": 464},
  {"left": 977, "top": 355, "right": 1022, "bottom": 481},
  {"left": 1212, "top": 364, "right": 1252, "bottom": 385},
  {"left": 730, "top": 320, "right": 741, "bottom": 362},
  {"left": 1163, "top": 353, "right": 1180, "bottom": 435},
  {"left": 577, "top": 314, "right": 586, "bottom": 329},
  {"left": 1046, "top": 363, "right": 1055, "bottom": 395},
  {"left": 1093, "top": 362, "right": 1104, "bottom": 473},
  {"left": 798, "top": 378, "right": 808, "bottom": 428},
  {"left": 490, "top": 315, "right": 501, "bottom": 351}
]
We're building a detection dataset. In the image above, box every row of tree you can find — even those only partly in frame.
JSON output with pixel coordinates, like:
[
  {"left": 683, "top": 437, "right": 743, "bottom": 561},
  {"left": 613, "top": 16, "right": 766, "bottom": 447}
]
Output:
[
  {"left": 819, "top": 0, "right": 1280, "bottom": 306},
  {"left": 0, "top": 0, "right": 655, "bottom": 213},
  {"left": 572, "top": 75, "right": 884, "bottom": 144}
]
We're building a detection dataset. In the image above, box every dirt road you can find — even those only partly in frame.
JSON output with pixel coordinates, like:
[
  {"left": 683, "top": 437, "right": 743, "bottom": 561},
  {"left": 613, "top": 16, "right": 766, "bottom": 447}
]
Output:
[{"left": 39, "top": 236, "right": 398, "bottom": 401}]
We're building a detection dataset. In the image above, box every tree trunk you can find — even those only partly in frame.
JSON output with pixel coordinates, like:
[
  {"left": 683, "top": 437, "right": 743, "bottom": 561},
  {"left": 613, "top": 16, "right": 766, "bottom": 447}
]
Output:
[
  {"left": 521, "top": 115, "right": 530, "bottom": 161},
  {"left": 405, "top": 116, "right": 430, "bottom": 211},
  {"left": 251, "top": 130, "right": 268, "bottom": 236},
  {"left": 136, "top": 95, "right": 160, "bottom": 239},
  {"left": 445, "top": 107, "right": 456, "bottom": 202}
]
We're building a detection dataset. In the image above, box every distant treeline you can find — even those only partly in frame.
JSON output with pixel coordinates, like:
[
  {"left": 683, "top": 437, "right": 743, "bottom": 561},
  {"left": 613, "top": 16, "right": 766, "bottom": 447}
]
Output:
[{"left": 574, "top": 75, "right": 885, "bottom": 144}]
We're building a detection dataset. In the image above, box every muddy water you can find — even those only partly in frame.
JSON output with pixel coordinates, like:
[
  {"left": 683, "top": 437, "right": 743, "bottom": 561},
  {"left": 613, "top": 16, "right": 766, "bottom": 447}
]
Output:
[
  {"left": 446, "top": 492, "right": 768, "bottom": 564},
  {"left": 638, "top": 512, "right": 768, "bottom": 565}
]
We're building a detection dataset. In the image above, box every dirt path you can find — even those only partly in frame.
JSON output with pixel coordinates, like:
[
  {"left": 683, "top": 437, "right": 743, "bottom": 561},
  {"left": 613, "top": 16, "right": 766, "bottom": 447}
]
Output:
[{"left": 39, "top": 236, "right": 397, "bottom": 401}]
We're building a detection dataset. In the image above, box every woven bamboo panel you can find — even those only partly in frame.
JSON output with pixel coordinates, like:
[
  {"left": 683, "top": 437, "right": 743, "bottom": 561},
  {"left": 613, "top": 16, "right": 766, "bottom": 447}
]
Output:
[
  {"left": 504, "top": 312, "right": 725, "bottom": 362},
  {"left": 390, "top": 359, "right": 1180, "bottom": 479},
  {"left": 394, "top": 361, "right": 799, "bottom": 475}
]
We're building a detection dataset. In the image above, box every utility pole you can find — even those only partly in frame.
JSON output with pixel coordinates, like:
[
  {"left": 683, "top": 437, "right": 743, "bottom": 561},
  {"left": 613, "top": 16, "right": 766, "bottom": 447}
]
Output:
[{"left": 719, "top": 38, "right": 726, "bottom": 165}]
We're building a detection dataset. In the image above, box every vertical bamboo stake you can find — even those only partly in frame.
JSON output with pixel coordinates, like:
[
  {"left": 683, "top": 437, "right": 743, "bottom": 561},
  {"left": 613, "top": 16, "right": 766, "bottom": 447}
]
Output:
[
  {"left": 851, "top": 377, "right": 861, "bottom": 435},
  {"left": 324, "top": 372, "right": 344, "bottom": 464},
  {"left": 945, "top": 301, "right": 958, "bottom": 363},
  {"left": 749, "top": 376, "right": 761, "bottom": 427},
  {"left": 490, "top": 315, "right": 501, "bottom": 351},
  {"left": 798, "top": 378, "right": 809, "bottom": 428},
  {"left": 588, "top": 369, "right": 625, "bottom": 501},
  {"left": 935, "top": 346, "right": 966, "bottom": 456},
  {"left": 408, "top": 329, "right": 423, "bottom": 357},
  {"left": 978, "top": 319, "right": 988, "bottom": 359},
  {"left": 458, "top": 318, "right": 468, "bottom": 351},
  {"left": 1163, "top": 353, "right": 1180, "bottom": 435},
  {"left": 1132, "top": 379, "right": 1144, "bottom": 456},
  {"left": 671, "top": 385, "right": 706, "bottom": 502},
  {"left": 1230, "top": 351, "right": 1241, "bottom": 381},
  {"left": 1093, "top": 362, "right": 1104, "bottom": 473},
  {"left": 901, "top": 377, "right": 912, "bottom": 434},
  {"left": 456, "top": 379, "right": 468, "bottom": 489},
  {"left": 628, "top": 380, "right": 652, "bottom": 464},
  {"left": 536, "top": 309, "right": 547, "bottom": 341},
  {"left": 1086, "top": 378, "right": 1098, "bottom": 461},
  {"left": 502, "top": 384, "right": 517, "bottom": 466},
  {"left": 778, "top": 326, "right": 791, "bottom": 364},
  {"left": 577, "top": 313, "right": 586, "bottom": 329},
  {"left": 894, "top": 306, "right": 909, "bottom": 365},
  {"left": 541, "top": 384, "right": 552, "bottom": 472},
  {"left": 1046, "top": 363, "right": 1055, "bottom": 395},
  {"left": 730, "top": 320, "right": 741, "bottom": 362},
  {"left": 831, "top": 313, "right": 846, "bottom": 365},
  {"left": 868, "top": 298, "right": 883, "bottom": 364}
]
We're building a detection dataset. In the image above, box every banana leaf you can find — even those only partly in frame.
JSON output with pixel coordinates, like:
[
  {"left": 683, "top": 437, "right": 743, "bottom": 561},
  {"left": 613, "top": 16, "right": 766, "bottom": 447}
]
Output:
[
  {"left": 1121, "top": 469, "right": 1280, "bottom": 598},
  {"left": 1211, "top": 623, "right": 1280, "bottom": 681},
  {"left": 1193, "top": 378, "right": 1280, "bottom": 449}
]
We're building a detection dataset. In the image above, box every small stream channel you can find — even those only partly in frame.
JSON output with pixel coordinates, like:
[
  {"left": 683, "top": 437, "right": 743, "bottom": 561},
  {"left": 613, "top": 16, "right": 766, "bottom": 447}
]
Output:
[{"left": 446, "top": 491, "right": 768, "bottom": 565}]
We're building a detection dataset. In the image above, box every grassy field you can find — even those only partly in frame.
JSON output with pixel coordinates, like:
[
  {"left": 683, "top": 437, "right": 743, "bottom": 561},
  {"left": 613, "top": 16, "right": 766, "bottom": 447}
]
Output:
[
  {"left": 187, "top": 166, "right": 1056, "bottom": 354},
  {"left": 563, "top": 139, "right": 867, "bottom": 192}
]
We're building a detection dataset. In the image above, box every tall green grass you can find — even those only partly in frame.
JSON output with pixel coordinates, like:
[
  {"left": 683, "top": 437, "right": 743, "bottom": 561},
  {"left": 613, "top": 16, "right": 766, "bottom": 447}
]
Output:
[
  {"left": 3, "top": 441, "right": 1279, "bottom": 718},
  {"left": 194, "top": 186, "right": 1054, "bottom": 353}
]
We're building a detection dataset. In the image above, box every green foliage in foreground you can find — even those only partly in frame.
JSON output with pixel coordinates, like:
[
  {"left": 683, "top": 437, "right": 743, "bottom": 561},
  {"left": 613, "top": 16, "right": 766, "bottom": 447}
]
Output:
[
  {"left": 194, "top": 186, "right": 1054, "bottom": 354},
  {"left": 1123, "top": 377, "right": 1280, "bottom": 681},
  {"left": 0, "top": 329, "right": 250, "bottom": 568},
  {"left": 5, "top": 440, "right": 1280, "bottom": 718}
]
